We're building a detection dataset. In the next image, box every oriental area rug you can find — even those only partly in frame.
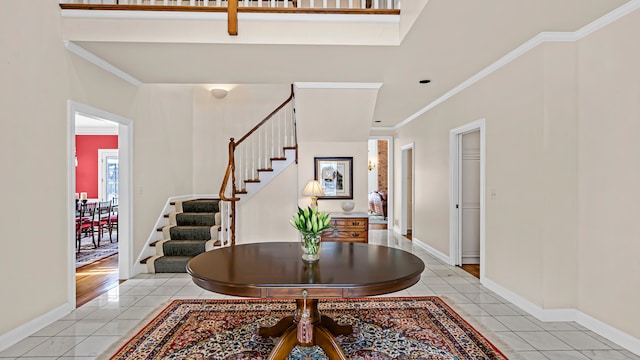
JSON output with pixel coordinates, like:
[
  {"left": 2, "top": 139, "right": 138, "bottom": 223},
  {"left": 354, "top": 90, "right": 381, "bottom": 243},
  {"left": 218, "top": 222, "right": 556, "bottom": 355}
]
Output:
[
  {"left": 76, "top": 237, "right": 118, "bottom": 268},
  {"left": 108, "top": 297, "right": 508, "bottom": 360}
]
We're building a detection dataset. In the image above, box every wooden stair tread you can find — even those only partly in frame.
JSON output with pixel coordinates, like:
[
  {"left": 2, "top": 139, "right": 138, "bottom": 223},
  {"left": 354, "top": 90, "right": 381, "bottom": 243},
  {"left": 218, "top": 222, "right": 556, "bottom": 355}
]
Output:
[
  {"left": 140, "top": 256, "right": 152, "bottom": 264},
  {"left": 257, "top": 168, "right": 274, "bottom": 172},
  {"left": 245, "top": 179, "right": 260, "bottom": 183},
  {"left": 271, "top": 157, "right": 286, "bottom": 161}
]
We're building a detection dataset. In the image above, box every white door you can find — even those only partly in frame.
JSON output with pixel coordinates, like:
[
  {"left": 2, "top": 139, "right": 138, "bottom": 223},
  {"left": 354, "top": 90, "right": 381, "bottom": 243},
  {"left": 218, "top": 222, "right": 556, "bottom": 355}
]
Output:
[
  {"left": 98, "top": 149, "right": 119, "bottom": 202},
  {"left": 460, "top": 131, "right": 480, "bottom": 264}
]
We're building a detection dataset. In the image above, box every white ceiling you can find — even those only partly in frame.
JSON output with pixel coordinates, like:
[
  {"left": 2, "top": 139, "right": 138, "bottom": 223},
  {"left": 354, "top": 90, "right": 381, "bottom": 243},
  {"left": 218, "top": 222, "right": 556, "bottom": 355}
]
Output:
[{"left": 67, "top": 0, "right": 629, "bottom": 128}]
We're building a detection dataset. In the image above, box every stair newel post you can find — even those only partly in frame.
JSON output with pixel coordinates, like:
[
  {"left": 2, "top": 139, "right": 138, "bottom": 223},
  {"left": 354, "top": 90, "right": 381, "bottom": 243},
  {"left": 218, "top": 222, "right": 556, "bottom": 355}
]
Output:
[{"left": 229, "top": 139, "right": 237, "bottom": 246}]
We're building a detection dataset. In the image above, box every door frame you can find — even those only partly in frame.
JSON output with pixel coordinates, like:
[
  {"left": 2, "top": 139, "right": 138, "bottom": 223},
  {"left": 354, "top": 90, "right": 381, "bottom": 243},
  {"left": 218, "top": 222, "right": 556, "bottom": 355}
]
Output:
[
  {"left": 449, "top": 119, "right": 486, "bottom": 278},
  {"left": 68, "top": 101, "right": 133, "bottom": 308},
  {"left": 400, "top": 142, "right": 415, "bottom": 235},
  {"left": 369, "top": 136, "right": 394, "bottom": 229}
]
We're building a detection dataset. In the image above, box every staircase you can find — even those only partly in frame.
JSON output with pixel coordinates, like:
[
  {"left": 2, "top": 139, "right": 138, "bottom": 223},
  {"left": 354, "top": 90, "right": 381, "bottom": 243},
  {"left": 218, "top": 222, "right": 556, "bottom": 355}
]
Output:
[
  {"left": 140, "top": 85, "right": 297, "bottom": 273},
  {"left": 144, "top": 198, "right": 226, "bottom": 273}
]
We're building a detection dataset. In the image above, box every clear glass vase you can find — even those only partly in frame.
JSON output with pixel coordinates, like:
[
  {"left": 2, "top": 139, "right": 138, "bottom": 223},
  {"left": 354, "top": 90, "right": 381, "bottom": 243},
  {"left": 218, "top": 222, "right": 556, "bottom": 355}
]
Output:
[{"left": 300, "top": 232, "right": 321, "bottom": 262}]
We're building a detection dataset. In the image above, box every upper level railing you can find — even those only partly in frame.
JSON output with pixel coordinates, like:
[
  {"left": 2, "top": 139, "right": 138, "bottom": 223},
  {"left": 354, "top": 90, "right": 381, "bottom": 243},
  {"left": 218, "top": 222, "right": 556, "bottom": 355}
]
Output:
[
  {"left": 60, "top": 0, "right": 400, "bottom": 35},
  {"left": 59, "top": 0, "right": 401, "bottom": 12}
]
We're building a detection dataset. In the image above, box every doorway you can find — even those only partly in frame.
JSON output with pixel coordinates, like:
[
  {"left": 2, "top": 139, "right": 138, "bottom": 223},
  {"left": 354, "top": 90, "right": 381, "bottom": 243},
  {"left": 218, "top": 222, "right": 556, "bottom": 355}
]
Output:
[
  {"left": 400, "top": 143, "right": 415, "bottom": 238},
  {"left": 68, "top": 101, "right": 132, "bottom": 308},
  {"left": 367, "top": 138, "right": 391, "bottom": 230},
  {"left": 449, "top": 120, "right": 485, "bottom": 280}
]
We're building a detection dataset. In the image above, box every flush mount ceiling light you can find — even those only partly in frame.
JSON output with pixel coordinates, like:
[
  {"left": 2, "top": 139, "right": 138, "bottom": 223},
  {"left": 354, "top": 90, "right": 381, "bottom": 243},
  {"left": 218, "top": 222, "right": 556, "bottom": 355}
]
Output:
[
  {"left": 419, "top": 79, "right": 431, "bottom": 84},
  {"left": 211, "top": 88, "right": 228, "bottom": 99}
]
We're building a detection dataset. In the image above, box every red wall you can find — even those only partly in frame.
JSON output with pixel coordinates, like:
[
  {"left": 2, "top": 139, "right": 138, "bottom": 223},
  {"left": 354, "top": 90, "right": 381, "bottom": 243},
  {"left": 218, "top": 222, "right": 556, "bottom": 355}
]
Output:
[{"left": 76, "top": 135, "right": 118, "bottom": 198}]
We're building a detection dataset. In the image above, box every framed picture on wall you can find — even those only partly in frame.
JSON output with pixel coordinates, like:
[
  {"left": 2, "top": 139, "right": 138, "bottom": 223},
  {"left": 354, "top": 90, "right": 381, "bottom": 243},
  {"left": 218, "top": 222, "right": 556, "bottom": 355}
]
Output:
[{"left": 314, "top": 157, "right": 353, "bottom": 199}]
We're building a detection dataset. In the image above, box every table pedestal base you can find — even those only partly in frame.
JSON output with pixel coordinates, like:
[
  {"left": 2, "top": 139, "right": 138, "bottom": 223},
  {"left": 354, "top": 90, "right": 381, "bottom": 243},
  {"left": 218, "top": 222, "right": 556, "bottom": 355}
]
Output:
[{"left": 258, "top": 298, "right": 352, "bottom": 360}]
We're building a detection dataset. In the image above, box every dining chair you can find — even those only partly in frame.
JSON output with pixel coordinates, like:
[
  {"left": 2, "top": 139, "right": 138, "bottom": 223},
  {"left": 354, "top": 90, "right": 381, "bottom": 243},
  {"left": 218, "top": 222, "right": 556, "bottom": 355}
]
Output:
[
  {"left": 108, "top": 198, "right": 118, "bottom": 242},
  {"left": 77, "top": 202, "right": 97, "bottom": 252},
  {"left": 93, "top": 201, "right": 111, "bottom": 247}
]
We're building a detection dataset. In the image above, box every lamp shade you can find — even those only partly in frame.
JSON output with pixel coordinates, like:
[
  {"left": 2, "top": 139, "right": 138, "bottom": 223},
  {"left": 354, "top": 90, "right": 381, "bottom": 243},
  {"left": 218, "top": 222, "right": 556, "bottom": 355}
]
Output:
[{"left": 303, "top": 180, "right": 324, "bottom": 197}]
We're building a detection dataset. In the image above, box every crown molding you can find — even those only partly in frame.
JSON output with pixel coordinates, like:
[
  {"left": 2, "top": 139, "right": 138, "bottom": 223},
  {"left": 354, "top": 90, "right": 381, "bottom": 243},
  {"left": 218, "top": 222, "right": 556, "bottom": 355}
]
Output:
[
  {"left": 394, "top": 0, "right": 640, "bottom": 130},
  {"left": 295, "top": 82, "right": 382, "bottom": 89},
  {"left": 64, "top": 41, "right": 143, "bottom": 87}
]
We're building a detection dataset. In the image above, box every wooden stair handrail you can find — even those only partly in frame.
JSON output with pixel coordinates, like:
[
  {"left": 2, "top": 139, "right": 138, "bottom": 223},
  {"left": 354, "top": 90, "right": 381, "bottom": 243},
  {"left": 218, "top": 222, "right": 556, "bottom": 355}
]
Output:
[
  {"left": 236, "top": 84, "right": 295, "bottom": 146},
  {"left": 219, "top": 138, "right": 240, "bottom": 202}
]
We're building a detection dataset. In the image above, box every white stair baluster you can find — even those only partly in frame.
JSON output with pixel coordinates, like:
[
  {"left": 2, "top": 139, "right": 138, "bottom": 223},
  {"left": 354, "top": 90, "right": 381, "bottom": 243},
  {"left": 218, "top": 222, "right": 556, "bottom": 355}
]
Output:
[
  {"left": 336, "top": 0, "right": 341, "bottom": 8},
  {"left": 204, "top": 0, "right": 209, "bottom": 5},
  {"left": 283, "top": 108, "right": 288, "bottom": 148},
  {"left": 258, "top": 0, "right": 263, "bottom": 6},
  {"left": 348, "top": 0, "right": 352, "bottom": 8},
  {"left": 271, "top": 0, "right": 276, "bottom": 7},
  {"left": 270, "top": 117, "right": 274, "bottom": 159},
  {"left": 265, "top": 122, "right": 269, "bottom": 168},
  {"left": 322, "top": 0, "right": 327, "bottom": 8},
  {"left": 190, "top": 0, "right": 196, "bottom": 5},
  {"left": 373, "top": 0, "right": 378, "bottom": 8},
  {"left": 244, "top": 143, "right": 249, "bottom": 190},
  {"left": 277, "top": 112, "right": 282, "bottom": 157},
  {"left": 258, "top": 128, "right": 262, "bottom": 170},
  {"left": 252, "top": 137, "right": 256, "bottom": 179},
  {"left": 360, "top": 0, "right": 364, "bottom": 8},
  {"left": 164, "top": 0, "right": 169, "bottom": 5}
]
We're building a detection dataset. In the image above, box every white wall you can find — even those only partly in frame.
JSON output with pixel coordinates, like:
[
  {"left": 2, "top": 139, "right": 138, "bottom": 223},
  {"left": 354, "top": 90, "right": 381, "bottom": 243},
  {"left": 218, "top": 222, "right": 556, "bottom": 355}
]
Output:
[
  {"left": 237, "top": 165, "right": 300, "bottom": 244},
  {"left": 368, "top": 139, "right": 379, "bottom": 192},
  {"left": 577, "top": 9, "right": 640, "bottom": 338},
  {"left": 0, "top": 1, "right": 138, "bottom": 339},
  {"left": 131, "top": 85, "right": 195, "bottom": 258},
  {"left": 394, "top": 6, "right": 640, "bottom": 341},
  {"left": 394, "top": 43, "right": 575, "bottom": 308}
]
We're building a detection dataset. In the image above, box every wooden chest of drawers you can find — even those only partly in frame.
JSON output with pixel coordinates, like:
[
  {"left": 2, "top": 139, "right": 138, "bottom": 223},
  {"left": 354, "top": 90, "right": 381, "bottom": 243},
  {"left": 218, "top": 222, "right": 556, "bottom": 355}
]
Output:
[{"left": 321, "top": 213, "right": 368, "bottom": 243}]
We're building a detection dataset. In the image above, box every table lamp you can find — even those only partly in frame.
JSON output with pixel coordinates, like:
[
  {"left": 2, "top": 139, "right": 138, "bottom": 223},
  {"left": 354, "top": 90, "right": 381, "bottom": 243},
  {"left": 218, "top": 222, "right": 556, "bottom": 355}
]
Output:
[{"left": 303, "top": 180, "right": 324, "bottom": 209}]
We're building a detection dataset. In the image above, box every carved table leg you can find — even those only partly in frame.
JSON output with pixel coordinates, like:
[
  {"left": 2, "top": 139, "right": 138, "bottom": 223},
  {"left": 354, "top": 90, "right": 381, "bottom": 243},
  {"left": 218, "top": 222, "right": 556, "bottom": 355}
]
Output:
[
  {"left": 258, "top": 316, "right": 295, "bottom": 337},
  {"left": 260, "top": 298, "right": 354, "bottom": 360},
  {"left": 320, "top": 314, "right": 353, "bottom": 336},
  {"left": 266, "top": 326, "right": 298, "bottom": 360},
  {"left": 314, "top": 326, "right": 349, "bottom": 360}
]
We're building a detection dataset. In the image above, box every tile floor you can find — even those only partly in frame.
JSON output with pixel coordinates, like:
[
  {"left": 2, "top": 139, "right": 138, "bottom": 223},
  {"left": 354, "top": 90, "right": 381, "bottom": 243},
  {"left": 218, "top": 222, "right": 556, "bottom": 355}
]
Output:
[{"left": 1, "top": 230, "right": 638, "bottom": 359}]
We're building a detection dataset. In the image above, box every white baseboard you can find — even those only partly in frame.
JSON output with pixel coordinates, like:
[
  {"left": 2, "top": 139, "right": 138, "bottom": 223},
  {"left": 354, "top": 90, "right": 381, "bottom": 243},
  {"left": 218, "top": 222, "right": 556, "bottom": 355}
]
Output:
[
  {"left": 411, "top": 236, "right": 453, "bottom": 265},
  {"left": 576, "top": 311, "right": 640, "bottom": 356},
  {"left": 0, "top": 303, "right": 74, "bottom": 352},
  {"left": 482, "top": 277, "right": 640, "bottom": 356}
]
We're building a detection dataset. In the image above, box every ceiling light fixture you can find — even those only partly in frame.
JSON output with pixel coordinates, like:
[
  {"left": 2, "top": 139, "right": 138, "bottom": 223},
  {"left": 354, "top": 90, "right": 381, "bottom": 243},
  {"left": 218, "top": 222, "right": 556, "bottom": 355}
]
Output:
[
  {"left": 211, "top": 88, "right": 228, "bottom": 99},
  {"left": 419, "top": 80, "right": 431, "bottom": 84}
]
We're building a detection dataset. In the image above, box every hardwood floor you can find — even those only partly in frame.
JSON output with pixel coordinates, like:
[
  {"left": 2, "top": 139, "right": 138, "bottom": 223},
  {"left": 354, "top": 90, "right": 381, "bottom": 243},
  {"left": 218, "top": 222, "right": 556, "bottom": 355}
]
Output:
[
  {"left": 76, "top": 254, "right": 122, "bottom": 308},
  {"left": 369, "top": 223, "right": 387, "bottom": 230},
  {"left": 460, "top": 264, "right": 480, "bottom": 279}
]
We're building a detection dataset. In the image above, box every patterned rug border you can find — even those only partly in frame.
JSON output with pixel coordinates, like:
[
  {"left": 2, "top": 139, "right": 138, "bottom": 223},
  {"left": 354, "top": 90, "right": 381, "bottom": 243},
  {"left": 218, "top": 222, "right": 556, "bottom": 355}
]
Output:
[{"left": 102, "top": 296, "right": 513, "bottom": 360}]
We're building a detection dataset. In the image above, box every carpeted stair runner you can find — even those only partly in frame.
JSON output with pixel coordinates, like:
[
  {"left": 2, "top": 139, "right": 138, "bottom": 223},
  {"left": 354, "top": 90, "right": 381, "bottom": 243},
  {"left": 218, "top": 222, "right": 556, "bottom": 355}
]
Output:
[{"left": 147, "top": 199, "right": 221, "bottom": 273}]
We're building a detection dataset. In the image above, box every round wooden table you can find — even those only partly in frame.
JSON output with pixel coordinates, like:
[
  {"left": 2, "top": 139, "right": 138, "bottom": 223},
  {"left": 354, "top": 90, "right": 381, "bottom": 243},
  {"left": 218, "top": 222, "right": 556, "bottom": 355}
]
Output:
[{"left": 186, "top": 241, "right": 425, "bottom": 360}]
